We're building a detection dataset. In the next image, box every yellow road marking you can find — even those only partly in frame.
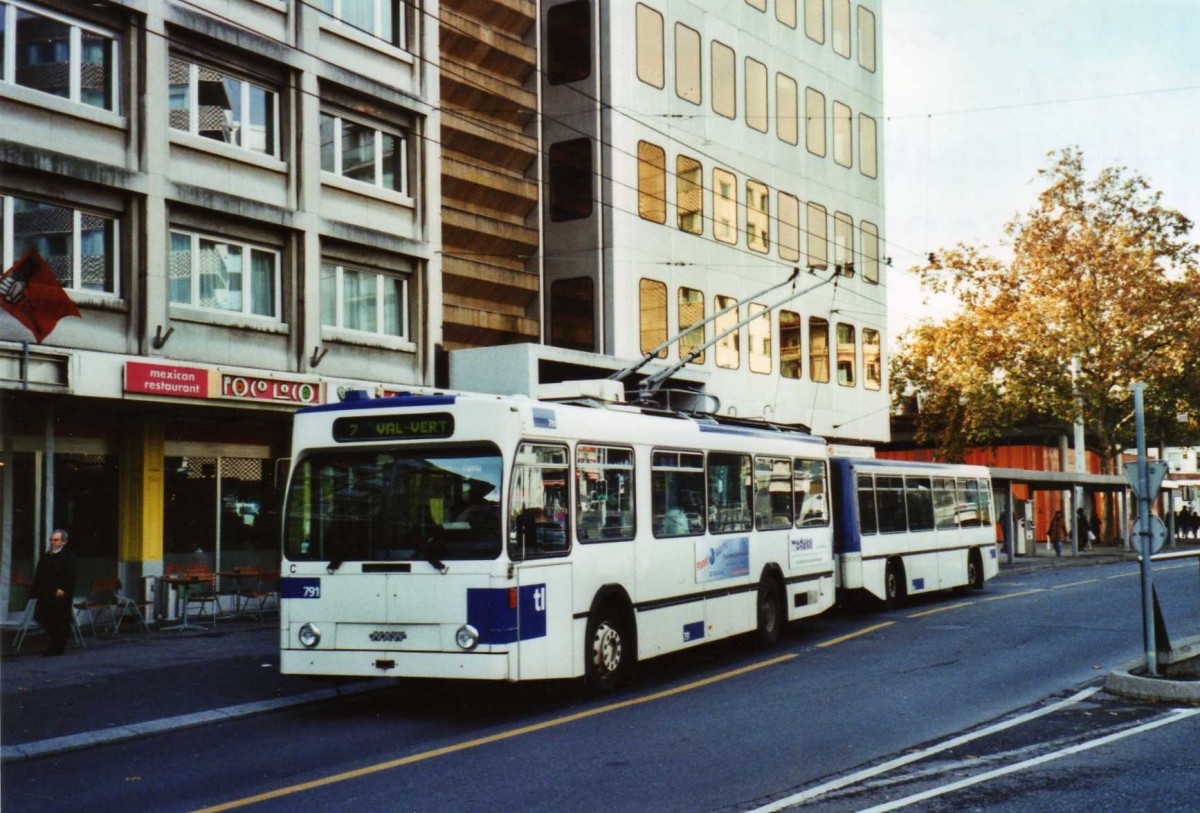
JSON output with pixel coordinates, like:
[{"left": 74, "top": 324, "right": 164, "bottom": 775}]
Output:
[
  {"left": 816, "top": 621, "right": 895, "bottom": 648},
  {"left": 983, "top": 588, "right": 1046, "bottom": 602},
  {"left": 193, "top": 653, "right": 797, "bottom": 812},
  {"left": 907, "top": 602, "right": 973, "bottom": 619}
]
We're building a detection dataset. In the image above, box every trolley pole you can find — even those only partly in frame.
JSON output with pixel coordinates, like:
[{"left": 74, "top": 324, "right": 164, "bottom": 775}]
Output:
[{"left": 1133, "top": 384, "right": 1157, "bottom": 677}]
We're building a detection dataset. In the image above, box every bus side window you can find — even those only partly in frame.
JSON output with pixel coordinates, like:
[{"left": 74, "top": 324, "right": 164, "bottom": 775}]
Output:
[
  {"left": 577, "top": 445, "right": 636, "bottom": 542},
  {"left": 708, "top": 452, "right": 752, "bottom": 533},
  {"left": 652, "top": 450, "right": 705, "bottom": 537},
  {"left": 509, "top": 443, "right": 570, "bottom": 560},
  {"left": 856, "top": 473, "right": 877, "bottom": 534},
  {"left": 795, "top": 458, "right": 830, "bottom": 527}
]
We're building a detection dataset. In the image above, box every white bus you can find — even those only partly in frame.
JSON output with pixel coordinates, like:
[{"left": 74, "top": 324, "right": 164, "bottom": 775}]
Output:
[
  {"left": 829, "top": 458, "right": 1000, "bottom": 607},
  {"left": 280, "top": 390, "right": 836, "bottom": 689}
]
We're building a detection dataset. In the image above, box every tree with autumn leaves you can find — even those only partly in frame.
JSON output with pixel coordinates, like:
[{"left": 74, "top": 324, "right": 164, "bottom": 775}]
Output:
[{"left": 891, "top": 148, "right": 1200, "bottom": 471}]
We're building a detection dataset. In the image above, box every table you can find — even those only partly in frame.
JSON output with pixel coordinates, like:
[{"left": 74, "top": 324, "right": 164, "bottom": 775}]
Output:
[{"left": 157, "top": 574, "right": 216, "bottom": 631}]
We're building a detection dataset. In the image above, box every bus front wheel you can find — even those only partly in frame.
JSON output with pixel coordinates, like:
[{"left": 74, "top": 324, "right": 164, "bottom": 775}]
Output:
[{"left": 585, "top": 606, "right": 627, "bottom": 693}]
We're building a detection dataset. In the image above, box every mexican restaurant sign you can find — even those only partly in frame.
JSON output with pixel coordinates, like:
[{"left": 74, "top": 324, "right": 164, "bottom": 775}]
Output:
[{"left": 125, "top": 361, "right": 323, "bottom": 405}]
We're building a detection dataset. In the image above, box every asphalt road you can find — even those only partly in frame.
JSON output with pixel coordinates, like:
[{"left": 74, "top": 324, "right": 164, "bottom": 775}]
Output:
[{"left": 3, "top": 559, "right": 1197, "bottom": 813}]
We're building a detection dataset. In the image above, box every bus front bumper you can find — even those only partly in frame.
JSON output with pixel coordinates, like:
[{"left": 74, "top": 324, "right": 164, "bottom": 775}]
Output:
[{"left": 281, "top": 648, "right": 513, "bottom": 680}]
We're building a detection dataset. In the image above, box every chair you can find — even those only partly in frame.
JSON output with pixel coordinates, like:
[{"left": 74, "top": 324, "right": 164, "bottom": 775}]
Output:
[
  {"left": 237, "top": 568, "right": 279, "bottom": 621},
  {"left": 10, "top": 598, "right": 86, "bottom": 651},
  {"left": 113, "top": 580, "right": 152, "bottom": 633},
  {"left": 183, "top": 572, "right": 219, "bottom": 625},
  {"left": 76, "top": 579, "right": 121, "bottom": 637}
]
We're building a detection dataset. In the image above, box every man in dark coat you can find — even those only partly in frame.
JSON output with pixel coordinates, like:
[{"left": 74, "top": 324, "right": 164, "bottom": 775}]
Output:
[{"left": 32, "top": 529, "right": 77, "bottom": 656}]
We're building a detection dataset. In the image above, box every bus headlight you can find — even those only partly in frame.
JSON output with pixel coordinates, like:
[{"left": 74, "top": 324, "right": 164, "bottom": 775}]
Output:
[
  {"left": 455, "top": 624, "right": 480, "bottom": 651},
  {"left": 298, "top": 623, "right": 321, "bottom": 648}
]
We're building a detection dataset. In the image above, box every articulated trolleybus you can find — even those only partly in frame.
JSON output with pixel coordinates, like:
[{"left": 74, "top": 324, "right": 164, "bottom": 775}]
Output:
[{"left": 280, "top": 390, "right": 837, "bottom": 689}]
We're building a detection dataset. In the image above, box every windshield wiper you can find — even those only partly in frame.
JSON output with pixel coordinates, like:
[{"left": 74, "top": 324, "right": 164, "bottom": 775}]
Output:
[{"left": 415, "top": 535, "right": 448, "bottom": 574}]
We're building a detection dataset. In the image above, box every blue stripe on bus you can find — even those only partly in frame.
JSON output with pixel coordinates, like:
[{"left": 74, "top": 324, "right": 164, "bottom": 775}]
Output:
[
  {"left": 829, "top": 458, "right": 862, "bottom": 554},
  {"left": 297, "top": 394, "right": 458, "bottom": 414},
  {"left": 466, "top": 585, "right": 548, "bottom": 645},
  {"left": 281, "top": 577, "right": 321, "bottom": 599},
  {"left": 912, "top": 577, "right": 926, "bottom": 590},
  {"left": 697, "top": 423, "right": 824, "bottom": 443}
]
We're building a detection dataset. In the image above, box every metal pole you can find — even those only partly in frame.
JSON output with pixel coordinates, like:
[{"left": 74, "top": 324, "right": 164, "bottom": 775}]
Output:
[
  {"left": 1134, "top": 383, "right": 1157, "bottom": 676},
  {"left": 1072, "top": 356, "right": 1085, "bottom": 555}
]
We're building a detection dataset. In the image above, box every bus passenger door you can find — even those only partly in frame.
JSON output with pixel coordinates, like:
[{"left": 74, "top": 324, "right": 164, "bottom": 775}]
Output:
[{"left": 515, "top": 561, "right": 574, "bottom": 680}]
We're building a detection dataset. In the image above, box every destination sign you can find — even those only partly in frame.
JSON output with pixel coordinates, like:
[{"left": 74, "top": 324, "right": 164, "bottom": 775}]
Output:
[{"left": 333, "top": 413, "right": 455, "bottom": 442}]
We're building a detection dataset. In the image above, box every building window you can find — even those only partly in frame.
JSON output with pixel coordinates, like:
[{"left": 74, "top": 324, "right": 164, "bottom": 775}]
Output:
[
  {"left": 805, "top": 0, "right": 824, "bottom": 43},
  {"left": 809, "top": 316, "right": 829, "bottom": 382},
  {"left": 711, "top": 40, "right": 736, "bottom": 120},
  {"left": 3, "top": 195, "right": 117, "bottom": 295},
  {"left": 749, "top": 302, "right": 771, "bottom": 374},
  {"left": 859, "top": 113, "right": 878, "bottom": 178},
  {"left": 714, "top": 294, "right": 739, "bottom": 369},
  {"left": 746, "top": 180, "right": 769, "bottom": 253},
  {"left": 778, "top": 192, "right": 800, "bottom": 262},
  {"left": 807, "top": 202, "right": 827, "bottom": 269},
  {"left": 2, "top": 2, "right": 119, "bottom": 111},
  {"left": 674, "top": 22, "right": 701, "bottom": 104},
  {"left": 678, "top": 287, "right": 705, "bottom": 364},
  {"left": 861, "top": 220, "right": 879, "bottom": 283},
  {"left": 547, "top": 138, "right": 593, "bottom": 222},
  {"left": 832, "top": 0, "right": 851, "bottom": 57},
  {"left": 777, "top": 0, "right": 797, "bottom": 28},
  {"left": 169, "top": 230, "right": 277, "bottom": 317},
  {"left": 637, "top": 141, "right": 666, "bottom": 223},
  {"left": 780, "top": 310, "right": 801, "bottom": 379},
  {"left": 169, "top": 57, "right": 277, "bottom": 156},
  {"left": 858, "top": 5, "right": 876, "bottom": 72},
  {"left": 547, "top": 1, "right": 591, "bottom": 85},
  {"left": 777, "top": 72, "right": 798, "bottom": 145},
  {"left": 836, "top": 322, "right": 855, "bottom": 386},
  {"left": 635, "top": 3, "right": 664, "bottom": 89},
  {"left": 639, "top": 278, "right": 667, "bottom": 357},
  {"left": 863, "top": 327, "right": 881, "bottom": 390},
  {"left": 713, "top": 168, "right": 737, "bottom": 244},
  {"left": 676, "top": 155, "right": 703, "bottom": 234},
  {"left": 834, "top": 211, "right": 854, "bottom": 277},
  {"left": 320, "top": 261, "right": 406, "bottom": 337},
  {"left": 805, "top": 87, "right": 826, "bottom": 157},
  {"left": 316, "top": 0, "right": 406, "bottom": 49},
  {"left": 320, "top": 113, "right": 408, "bottom": 194},
  {"left": 745, "top": 57, "right": 767, "bottom": 133},
  {"left": 549, "top": 276, "right": 595, "bottom": 351},
  {"left": 833, "top": 100, "right": 852, "bottom": 168}
]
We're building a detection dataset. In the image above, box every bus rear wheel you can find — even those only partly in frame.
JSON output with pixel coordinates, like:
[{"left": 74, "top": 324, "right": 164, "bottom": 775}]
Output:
[
  {"left": 968, "top": 549, "right": 984, "bottom": 590},
  {"left": 756, "top": 578, "right": 785, "bottom": 648},
  {"left": 585, "top": 606, "right": 627, "bottom": 694},
  {"left": 884, "top": 559, "right": 906, "bottom": 610}
]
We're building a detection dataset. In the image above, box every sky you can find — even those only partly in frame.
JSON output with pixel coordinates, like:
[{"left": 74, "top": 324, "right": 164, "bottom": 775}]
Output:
[{"left": 883, "top": 0, "right": 1200, "bottom": 341}]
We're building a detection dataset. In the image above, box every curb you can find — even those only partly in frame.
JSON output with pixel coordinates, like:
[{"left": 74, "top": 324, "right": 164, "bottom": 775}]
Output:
[
  {"left": 1105, "top": 657, "right": 1200, "bottom": 706},
  {"left": 0, "top": 678, "right": 392, "bottom": 764}
]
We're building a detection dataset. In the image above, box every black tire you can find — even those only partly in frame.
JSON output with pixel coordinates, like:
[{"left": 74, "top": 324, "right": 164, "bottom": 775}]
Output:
[
  {"left": 884, "top": 559, "right": 906, "bottom": 610},
  {"left": 584, "top": 603, "right": 628, "bottom": 694},
  {"left": 756, "top": 578, "right": 785, "bottom": 648},
  {"left": 968, "top": 549, "right": 985, "bottom": 590}
]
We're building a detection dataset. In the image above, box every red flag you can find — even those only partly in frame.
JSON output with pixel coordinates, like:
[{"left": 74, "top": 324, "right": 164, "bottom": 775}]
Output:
[{"left": 0, "top": 249, "right": 82, "bottom": 343}]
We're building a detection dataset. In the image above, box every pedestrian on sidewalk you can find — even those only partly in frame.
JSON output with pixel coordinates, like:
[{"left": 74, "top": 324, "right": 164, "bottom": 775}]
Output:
[
  {"left": 31, "top": 529, "right": 77, "bottom": 656},
  {"left": 1089, "top": 512, "right": 1101, "bottom": 548},
  {"left": 1076, "top": 507, "right": 1090, "bottom": 551},
  {"left": 1047, "top": 511, "right": 1068, "bottom": 558}
]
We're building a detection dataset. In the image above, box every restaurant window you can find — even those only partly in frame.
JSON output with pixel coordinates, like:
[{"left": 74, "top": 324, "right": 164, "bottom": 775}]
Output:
[
  {"left": 860, "top": 113, "right": 878, "bottom": 178},
  {"left": 804, "top": 0, "right": 824, "bottom": 44},
  {"left": 678, "top": 287, "right": 705, "bottom": 364},
  {"left": 547, "top": 0, "right": 591, "bottom": 85},
  {"left": 639, "top": 278, "right": 668, "bottom": 357},
  {"left": 745, "top": 57, "right": 768, "bottom": 133},
  {"left": 777, "top": 0, "right": 797, "bottom": 28},
  {"left": 805, "top": 87, "right": 826, "bottom": 157},
  {"left": 833, "top": 101, "right": 852, "bottom": 168},
  {"left": 863, "top": 327, "right": 881, "bottom": 390},
  {"left": 832, "top": 0, "right": 851, "bottom": 57},
  {"left": 809, "top": 316, "right": 829, "bottom": 382},
  {"left": 577, "top": 445, "right": 635, "bottom": 542},
  {"left": 795, "top": 458, "right": 829, "bottom": 526},
  {"left": 746, "top": 180, "right": 769, "bottom": 253},
  {"left": 777, "top": 72, "right": 798, "bottom": 145},
  {"left": 549, "top": 276, "right": 595, "bottom": 351},
  {"left": 749, "top": 302, "right": 771, "bottom": 374},
  {"left": 170, "top": 230, "right": 278, "bottom": 319},
  {"left": 652, "top": 450, "right": 705, "bottom": 537},
  {"left": 713, "top": 168, "right": 737, "bottom": 244},
  {"left": 858, "top": 5, "right": 876, "bottom": 72},
  {"left": 755, "top": 456, "right": 792, "bottom": 531},
  {"left": 708, "top": 452, "right": 752, "bottom": 533},
  {"left": 807, "top": 202, "right": 828, "bottom": 269},
  {"left": 4, "top": 3, "right": 119, "bottom": 111},
  {"left": 675, "top": 22, "right": 701, "bottom": 104},
  {"left": 315, "top": 0, "right": 407, "bottom": 49},
  {"left": 547, "top": 138, "right": 593, "bottom": 221},
  {"left": 637, "top": 141, "right": 666, "bottom": 223},
  {"left": 776, "top": 193, "right": 801, "bottom": 263},
  {"left": 836, "top": 322, "right": 855, "bottom": 386},
  {"left": 509, "top": 444, "right": 570, "bottom": 560},
  {"left": 319, "top": 113, "right": 408, "bottom": 194},
  {"left": 169, "top": 57, "right": 278, "bottom": 156},
  {"left": 4, "top": 195, "right": 118, "bottom": 295},
  {"left": 635, "top": 3, "right": 664, "bottom": 89},
  {"left": 861, "top": 220, "right": 880, "bottom": 283},
  {"left": 714, "top": 294, "right": 740, "bottom": 369},
  {"left": 53, "top": 454, "right": 120, "bottom": 587},
  {"left": 711, "top": 40, "right": 736, "bottom": 119},
  {"left": 780, "top": 310, "right": 801, "bottom": 379},
  {"left": 834, "top": 211, "right": 854, "bottom": 277},
  {"left": 676, "top": 155, "right": 703, "bottom": 234},
  {"left": 320, "top": 261, "right": 407, "bottom": 338}
]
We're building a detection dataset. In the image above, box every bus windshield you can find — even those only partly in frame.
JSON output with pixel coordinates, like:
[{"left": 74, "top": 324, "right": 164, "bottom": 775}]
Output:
[{"left": 284, "top": 445, "right": 504, "bottom": 563}]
